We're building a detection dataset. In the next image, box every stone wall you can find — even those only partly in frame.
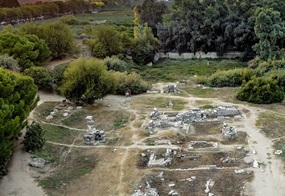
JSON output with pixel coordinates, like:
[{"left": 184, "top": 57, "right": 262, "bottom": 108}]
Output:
[{"left": 158, "top": 51, "right": 243, "bottom": 59}]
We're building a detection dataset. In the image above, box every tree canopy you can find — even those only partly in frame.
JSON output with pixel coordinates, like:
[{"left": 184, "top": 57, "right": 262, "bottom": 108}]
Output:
[
  {"left": 0, "top": 68, "right": 37, "bottom": 176},
  {"left": 19, "top": 21, "right": 77, "bottom": 59},
  {"left": 59, "top": 57, "right": 116, "bottom": 103},
  {"left": 0, "top": 32, "right": 51, "bottom": 69}
]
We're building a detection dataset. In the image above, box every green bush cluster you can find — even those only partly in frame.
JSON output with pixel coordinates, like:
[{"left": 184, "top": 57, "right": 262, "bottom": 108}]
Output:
[
  {"left": 104, "top": 56, "right": 130, "bottom": 72},
  {"left": 207, "top": 68, "right": 254, "bottom": 87},
  {"left": 112, "top": 71, "right": 150, "bottom": 95},
  {"left": 23, "top": 67, "right": 54, "bottom": 92},
  {"left": 237, "top": 78, "right": 284, "bottom": 104},
  {"left": 206, "top": 58, "right": 285, "bottom": 104}
]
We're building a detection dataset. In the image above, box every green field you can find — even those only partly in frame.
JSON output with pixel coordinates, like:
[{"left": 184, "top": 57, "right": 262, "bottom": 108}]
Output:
[{"left": 140, "top": 59, "right": 247, "bottom": 82}]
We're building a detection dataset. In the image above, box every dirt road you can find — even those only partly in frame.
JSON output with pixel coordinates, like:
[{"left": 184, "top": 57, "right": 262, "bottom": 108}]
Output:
[{"left": 0, "top": 137, "right": 47, "bottom": 196}]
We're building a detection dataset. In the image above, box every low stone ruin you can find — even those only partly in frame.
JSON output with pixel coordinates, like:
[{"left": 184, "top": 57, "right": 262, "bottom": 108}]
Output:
[
  {"left": 221, "top": 123, "right": 238, "bottom": 138},
  {"left": 188, "top": 141, "right": 219, "bottom": 151},
  {"left": 150, "top": 108, "right": 160, "bottom": 120},
  {"left": 147, "top": 149, "right": 177, "bottom": 167},
  {"left": 163, "top": 85, "right": 180, "bottom": 93},
  {"left": 29, "top": 158, "right": 46, "bottom": 168},
  {"left": 45, "top": 102, "right": 83, "bottom": 120},
  {"left": 147, "top": 106, "right": 241, "bottom": 134},
  {"left": 132, "top": 182, "right": 159, "bottom": 196},
  {"left": 83, "top": 116, "right": 106, "bottom": 145}
]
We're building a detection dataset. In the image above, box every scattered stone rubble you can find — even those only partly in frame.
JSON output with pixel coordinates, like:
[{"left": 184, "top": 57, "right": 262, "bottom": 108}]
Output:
[
  {"left": 188, "top": 141, "right": 219, "bottom": 151},
  {"left": 147, "top": 149, "right": 177, "bottom": 167},
  {"left": 132, "top": 182, "right": 159, "bottom": 196},
  {"left": 147, "top": 106, "right": 241, "bottom": 133},
  {"left": 163, "top": 85, "right": 180, "bottom": 93},
  {"left": 45, "top": 101, "right": 83, "bottom": 120},
  {"left": 205, "top": 179, "right": 215, "bottom": 195},
  {"left": 221, "top": 125, "right": 238, "bottom": 139},
  {"left": 83, "top": 116, "right": 106, "bottom": 145},
  {"left": 29, "top": 158, "right": 46, "bottom": 168}
]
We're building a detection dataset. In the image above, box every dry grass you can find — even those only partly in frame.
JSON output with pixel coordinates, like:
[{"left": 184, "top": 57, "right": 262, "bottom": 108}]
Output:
[{"left": 256, "top": 112, "right": 285, "bottom": 138}]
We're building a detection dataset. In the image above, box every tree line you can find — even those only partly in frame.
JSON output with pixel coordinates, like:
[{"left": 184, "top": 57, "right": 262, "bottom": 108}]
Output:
[{"left": 0, "top": 0, "right": 90, "bottom": 23}]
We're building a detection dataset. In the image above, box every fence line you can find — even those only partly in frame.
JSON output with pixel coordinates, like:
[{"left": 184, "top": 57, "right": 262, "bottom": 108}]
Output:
[{"left": 158, "top": 52, "right": 243, "bottom": 59}]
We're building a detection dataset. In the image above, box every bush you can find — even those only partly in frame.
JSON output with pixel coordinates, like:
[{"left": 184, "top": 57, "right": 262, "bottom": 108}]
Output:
[
  {"left": 104, "top": 56, "right": 129, "bottom": 72},
  {"left": 207, "top": 68, "right": 253, "bottom": 87},
  {"left": 53, "top": 63, "right": 69, "bottom": 84},
  {"left": 112, "top": 71, "right": 150, "bottom": 95},
  {"left": 24, "top": 122, "right": 45, "bottom": 152},
  {"left": 23, "top": 67, "right": 54, "bottom": 92},
  {"left": 60, "top": 16, "right": 80, "bottom": 25},
  {"left": 237, "top": 77, "right": 284, "bottom": 104},
  {"left": 256, "top": 59, "right": 285, "bottom": 76},
  {"left": 266, "top": 70, "right": 285, "bottom": 89}
]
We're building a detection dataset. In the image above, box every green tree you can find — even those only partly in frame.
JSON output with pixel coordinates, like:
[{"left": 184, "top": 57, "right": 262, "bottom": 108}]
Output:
[
  {"left": 253, "top": 8, "right": 285, "bottom": 60},
  {"left": 24, "top": 122, "right": 45, "bottom": 152},
  {"left": 0, "top": 68, "right": 38, "bottom": 176},
  {"left": 59, "top": 57, "right": 116, "bottom": 103},
  {"left": 23, "top": 67, "right": 54, "bottom": 92},
  {"left": 90, "top": 26, "right": 123, "bottom": 58},
  {"left": 131, "top": 25, "right": 160, "bottom": 65},
  {"left": 104, "top": 56, "right": 130, "bottom": 72},
  {"left": 134, "top": 0, "right": 167, "bottom": 36},
  {"left": 113, "top": 71, "right": 150, "bottom": 95},
  {"left": 237, "top": 77, "right": 284, "bottom": 104},
  {"left": 19, "top": 21, "right": 77, "bottom": 59},
  {"left": 0, "top": 32, "right": 51, "bottom": 69}
]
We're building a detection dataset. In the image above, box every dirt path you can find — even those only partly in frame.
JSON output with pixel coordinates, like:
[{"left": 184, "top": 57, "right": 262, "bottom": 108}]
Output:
[
  {"left": 44, "top": 57, "right": 74, "bottom": 70},
  {"left": 0, "top": 138, "right": 47, "bottom": 196}
]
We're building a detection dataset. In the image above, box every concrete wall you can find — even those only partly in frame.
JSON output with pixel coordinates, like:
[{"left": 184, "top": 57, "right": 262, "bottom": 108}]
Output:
[{"left": 159, "top": 51, "right": 243, "bottom": 59}]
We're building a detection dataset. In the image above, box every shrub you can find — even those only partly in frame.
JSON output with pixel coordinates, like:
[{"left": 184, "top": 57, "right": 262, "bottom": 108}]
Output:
[
  {"left": 60, "top": 16, "right": 80, "bottom": 25},
  {"left": 266, "top": 70, "right": 285, "bottom": 89},
  {"left": 256, "top": 59, "right": 285, "bottom": 76},
  {"left": 237, "top": 77, "right": 284, "bottom": 104},
  {"left": 24, "top": 122, "right": 45, "bottom": 152},
  {"left": 53, "top": 63, "right": 69, "bottom": 84},
  {"left": 23, "top": 67, "right": 54, "bottom": 91},
  {"left": 104, "top": 56, "right": 129, "bottom": 72},
  {"left": 207, "top": 68, "right": 253, "bottom": 87},
  {"left": 113, "top": 71, "right": 150, "bottom": 95}
]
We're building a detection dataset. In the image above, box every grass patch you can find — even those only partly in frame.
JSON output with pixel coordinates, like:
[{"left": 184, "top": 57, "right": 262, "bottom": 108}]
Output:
[
  {"left": 39, "top": 151, "right": 97, "bottom": 190},
  {"left": 41, "top": 123, "right": 78, "bottom": 144},
  {"left": 147, "top": 97, "right": 188, "bottom": 110},
  {"left": 61, "top": 110, "right": 88, "bottom": 129},
  {"left": 200, "top": 105, "right": 215, "bottom": 109},
  {"left": 273, "top": 139, "right": 285, "bottom": 163},
  {"left": 181, "top": 85, "right": 239, "bottom": 102},
  {"left": 113, "top": 116, "right": 128, "bottom": 129},
  {"left": 33, "top": 143, "right": 64, "bottom": 163},
  {"left": 256, "top": 112, "right": 285, "bottom": 138},
  {"left": 140, "top": 59, "right": 246, "bottom": 83},
  {"left": 70, "top": 8, "right": 134, "bottom": 35},
  {"left": 34, "top": 102, "right": 59, "bottom": 121}
]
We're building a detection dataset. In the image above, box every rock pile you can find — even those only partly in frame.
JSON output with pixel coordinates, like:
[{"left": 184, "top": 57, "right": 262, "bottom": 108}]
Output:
[{"left": 83, "top": 116, "right": 106, "bottom": 145}]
